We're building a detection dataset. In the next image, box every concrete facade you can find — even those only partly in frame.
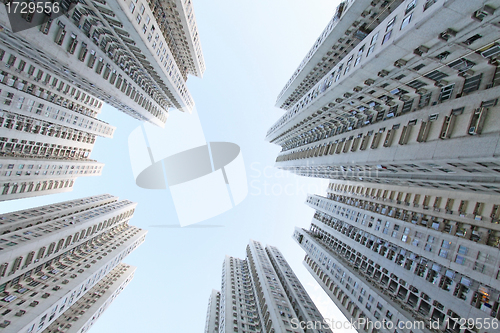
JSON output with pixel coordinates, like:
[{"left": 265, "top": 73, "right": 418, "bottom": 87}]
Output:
[
  {"left": 268, "top": 0, "right": 500, "bottom": 192},
  {"left": 0, "top": 0, "right": 205, "bottom": 127},
  {"left": 205, "top": 289, "right": 221, "bottom": 333},
  {"left": 0, "top": 194, "right": 146, "bottom": 333},
  {"left": 0, "top": 37, "right": 112, "bottom": 201},
  {"left": 205, "top": 240, "right": 333, "bottom": 333},
  {"left": 0, "top": 0, "right": 206, "bottom": 201},
  {"left": 294, "top": 179, "right": 500, "bottom": 333}
]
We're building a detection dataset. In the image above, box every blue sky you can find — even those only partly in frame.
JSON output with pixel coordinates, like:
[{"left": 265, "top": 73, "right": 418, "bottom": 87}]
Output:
[{"left": 0, "top": 1, "right": 359, "bottom": 332}]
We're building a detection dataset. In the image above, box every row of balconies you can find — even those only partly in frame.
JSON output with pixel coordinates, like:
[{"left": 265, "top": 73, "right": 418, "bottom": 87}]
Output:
[
  {"left": 37, "top": 14, "right": 169, "bottom": 121},
  {"left": 0, "top": 66, "right": 105, "bottom": 129},
  {"left": 311, "top": 223, "right": 500, "bottom": 322}
]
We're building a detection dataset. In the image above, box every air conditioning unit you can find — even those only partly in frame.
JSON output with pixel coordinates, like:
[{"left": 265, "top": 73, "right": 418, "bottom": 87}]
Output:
[
  {"left": 39, "top": 19, "right": 53, "bottom": 35},
  {"left": 383, "top": 129, "right": 395, "bottom": 147},
  {"left": 22, "top": 11, "right": 34, "bottom": 23},
  {"left": 434, "top": 79, "right": 448, "bottom": 87},
  {"left": 394, "top": 59, "right": 407, "bottom": 68},
  {"left": 438, "top": 28, "right": 458, "bottom": 41},
  {"left": 414, "top": 47, "right": 425, "bottom": 56},
  {"left": 364, "top": 79, "right": 375, "bottom": 86},
  {"left": 378, "top": 70, "right": 389, "bottom": 77},
  {"left": 472, "top": 5, "right": 495, "bottom": 21}
]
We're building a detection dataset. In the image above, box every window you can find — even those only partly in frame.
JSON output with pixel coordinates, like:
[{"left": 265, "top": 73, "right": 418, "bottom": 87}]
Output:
[
  {"left": 386, "top": 311, "right": 393, "bottom": 319},
  {"left": 367, "top": 45, "right": 375, "bottom": 56},
  {"left": 442, "top": 241, "right": 451, "bottom": 249},
  {"left": 129, "top": 2, "right": 135, "bottom": 13},
  {"left": 413, "top": 63, "right": 425, "bottom": 71},
  {"left": 139, "top": 4, "right": 145, "bottom": 14},
  {"left": 382, "top": 31, "right": 392, "bottom": 44},
  {"left": 405, "top": 0, "right": 416, "bottom": 14},
  {"left": 448, "top": 58, "right": 475, "bottom": 72},
  {"left": 455, "top": 255, "right": 465, "bottom": 265},
  {"left": 425, "top": 70, "right": 448, "bottom": 81},
  {"left": 439, "top": 249, "right": 448, "bottom": 258},
  {"left": 401, "top": 14, "right": 412, "bottom": 29},
  {"left": 424, "top": 0, "right": 437, "bottom": 11},
  {"left": 386, "top": 17, "right": 396, "bottom": 31},
  {"left": 462, "top": 74, "right": 482, "bottom": 94},
  {"left": 458, "top": 245, "right": 468, "bottom": 255},
  {"left": 439, "top": 84, "right": 454, "bottom": 101}
]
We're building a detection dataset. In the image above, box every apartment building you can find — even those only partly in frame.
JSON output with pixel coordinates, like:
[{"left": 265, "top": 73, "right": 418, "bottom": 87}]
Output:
[
  {"left": 0, "top": 40, "right": 114, "bottom": 201},
  {"left": 205, "top": 289, "right": 221, "bottom": 333},
  {"left": 0, "top": 0, "right": 206, "bottom": 200},
  {"left": 294, "top": 179, "right": 500, "bottom": 333},
  {"left": 0, "top": 0, "right": 205, "bottom": 127},
  {"left": 205, "top": 240, "right": 333, "bottom": 333},
  {"left": 267, "top": 0, "right": 500, "bottom": 191},
  {"left": 0, "top": 194, "right": 146, "bottom": 332}
]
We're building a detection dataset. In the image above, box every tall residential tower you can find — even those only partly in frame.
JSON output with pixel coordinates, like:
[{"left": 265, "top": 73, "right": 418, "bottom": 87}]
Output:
[
  {"left": 205, "top": 240, "right": 333, "bottom": 333},
  {"left": 0, "top": 0, "right": 205, "bottom": 127},
  {"left": 294, "top": 179, "right": 500, "bottom": 333},
  {"left": 268, "top": 0, "right": 500, "bottom": 192},
  {"left": 0, "top": 35, "right": 115, "bottom": 201},
  {"left": 0, "top": 194, "right": 146, "bottom": 332},
  {"left": 0, "top": 0, "right": 206, "bottom": 201},
  {"left": 272, "top": 1, "right": 500, "bottom": 332}
]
